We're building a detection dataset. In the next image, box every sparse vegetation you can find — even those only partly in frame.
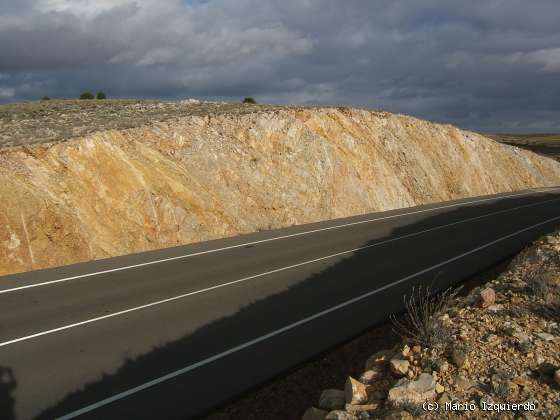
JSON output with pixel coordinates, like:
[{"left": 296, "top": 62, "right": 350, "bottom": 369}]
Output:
[
  {"left": 96, "top": 91, "right": 107, "bottom": 100},
  {"left": 242, "top": 97, "right": 256, "bottom": 104},
  {"left": 41, "top": 96, "right": 50, "bottom": 101},
  {"left": 495, "top": 368, "right": 515, "bottom": 381},
  {"left": 518, "top": 339, "right": 532, "bottom": 354},
  {"left": 79, "top": 92, "right": 95, "bottom": 100},
  {"left": 526, "top": 269, "right": 556, "bottom": 298},
  {"left": 395, "top": 399, "right": 423, "bottom": 416},
  {"left": 506, "top": 306, "right": 525, "bottom": 319},
  {"left": 541, "top": 297, "right": 560, "bottom": 319},
  {"left": 492, "top": 380, "right": 510, "bottom": 400},
  {"left": 0, "top": 100, "right": 283, "bottom": 149},
  {"left": 452, "top": 340, "right": 470, "bottom": 355},
  {"left": 391, "top": 285, "right": 460, "bottom": 349}
]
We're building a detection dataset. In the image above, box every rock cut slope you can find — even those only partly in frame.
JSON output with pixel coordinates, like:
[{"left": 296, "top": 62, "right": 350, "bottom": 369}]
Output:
[{"left": 1, "top": 103, "right": 559, "bottom": 276}]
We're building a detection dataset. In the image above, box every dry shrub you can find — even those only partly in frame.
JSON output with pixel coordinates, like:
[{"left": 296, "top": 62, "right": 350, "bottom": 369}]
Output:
[
  {"left": 391, "top": 285, "right": 460, "bottom": 349},
  {"left": 526, "top": 269, "right": 558, "bottom": 298}
]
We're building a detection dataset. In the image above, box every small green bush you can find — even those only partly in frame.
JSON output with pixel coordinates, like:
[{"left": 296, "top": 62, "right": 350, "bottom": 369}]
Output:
[
  {"left": 242, "top": 97, "right": 256, "bottom": 104},
  {"left": 79, "top": 92, "right": 95, "bottom": 100},
  {"left": 96, "top": 91, "right": 107, "bottom": 100},
  {"left": 41, "top": 96, "right": 50, "bottom": 101}
]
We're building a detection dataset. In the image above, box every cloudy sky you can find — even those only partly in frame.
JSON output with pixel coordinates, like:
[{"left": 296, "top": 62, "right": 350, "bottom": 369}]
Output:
[{"left": 1, "top": 0, "right": 560, "bottom": 132}]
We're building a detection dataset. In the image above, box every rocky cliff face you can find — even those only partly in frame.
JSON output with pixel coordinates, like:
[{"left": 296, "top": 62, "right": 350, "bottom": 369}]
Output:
[{"left": 1, "top": 106, "right": 559, "bottom": 275}]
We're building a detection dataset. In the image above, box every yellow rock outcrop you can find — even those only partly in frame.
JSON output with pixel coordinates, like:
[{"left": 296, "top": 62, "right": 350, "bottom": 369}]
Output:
[{"left": 1, "top": 107, "right": 559, "bottom": 275}]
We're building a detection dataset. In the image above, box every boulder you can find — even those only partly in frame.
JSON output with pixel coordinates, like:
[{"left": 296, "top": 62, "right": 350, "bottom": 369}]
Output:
[
  {"left": 303, "top": 407, "right": 328, "bottom": 420},
  {"left": 369, "top": 389, "right": 386, "bottom": 400},
  {"left": 487, "top": 304, "right": 503, "bottom": 312},
  {"left": 383, "top": 410, "right": 413, "bottom": 420},
  {"left": 451, "top": 346, "right": 468, "bottom": 368},
  {"left": 389, "top": 358, "right": 410, "bottom": 378},
  {"left": 318, "top": 389, "right": 346, "bottom": 410},
  {"left": 512, "top": 331, "right": 531, "bottom": 343},
  {"left": 359, "top": 369, "right": 382, "bottom": 384},
  {"left": 434, "top": 359, "right": 449, "bottom": 373},
  {"left": 345, "top": 377, "right": 368, "bottom": 404},
  {"left": 401, "top": 345, "right": 411, "bottom": 357},
  {"left": 345, "top": 403, "right": 379, "bottom": 414},
  {"left": 325, "top": 411, "right": 358, "bottom": 420},
  {"left": 365, "top": 349, "right": 393, "bottom": 370},
  {"left": 387, "top": 373, "right": 436, "bottom": 405},
  {"left": 537, "top": 362, "right": 556, "bottom": 377},
  {"left": 477, "top": 288, "right": 496, "bottom": 308},
  {"left": 503, "top": 322, "right": 519, "bottom": 336}
]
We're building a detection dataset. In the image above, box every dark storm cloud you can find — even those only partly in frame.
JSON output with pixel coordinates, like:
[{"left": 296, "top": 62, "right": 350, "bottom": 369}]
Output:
[{"left": 1, "top": 0, "right": 560, "bottom": 132}]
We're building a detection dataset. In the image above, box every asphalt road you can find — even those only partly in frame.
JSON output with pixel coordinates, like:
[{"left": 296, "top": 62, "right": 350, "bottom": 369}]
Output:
[{"left": 1, "top": 188, "right": 560, "bottom": 420}]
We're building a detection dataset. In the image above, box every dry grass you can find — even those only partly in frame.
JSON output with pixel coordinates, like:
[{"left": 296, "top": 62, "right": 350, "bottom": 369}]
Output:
[
  {"left": 526, "top": 269, "right": 557, "bottom": 298},
  {"left": 395, "top": 399, "right": 424, "bottom": 416},
  {"left": 542, "top": 298, "right": 560, "bottom": 319},
  {"left": 391, "top": 285, "right": 461, "bottom": 349}
]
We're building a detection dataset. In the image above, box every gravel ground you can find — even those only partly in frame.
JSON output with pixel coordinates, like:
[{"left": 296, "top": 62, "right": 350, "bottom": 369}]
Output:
[{"left": 0, "top": 99, "right": 285, "bottom": 149}]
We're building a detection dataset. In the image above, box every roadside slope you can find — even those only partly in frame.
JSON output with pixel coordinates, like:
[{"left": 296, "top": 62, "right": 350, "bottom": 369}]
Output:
[
  {"left": 299, "top": 229, "right": 560, "bottom": 420},
  {"left": 1, "top": 106, "right": 559, "bottom": 275}
]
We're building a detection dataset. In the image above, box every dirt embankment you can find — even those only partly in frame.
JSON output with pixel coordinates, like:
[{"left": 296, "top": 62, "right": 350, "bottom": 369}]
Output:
[{"left": 1, "top": 102, "right": 560, "bottom": 276}]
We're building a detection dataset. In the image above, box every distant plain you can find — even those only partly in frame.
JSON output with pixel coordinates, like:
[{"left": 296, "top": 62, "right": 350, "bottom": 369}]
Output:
[{"left": 488, "top": 133, "right": 560, "bottom": 161}]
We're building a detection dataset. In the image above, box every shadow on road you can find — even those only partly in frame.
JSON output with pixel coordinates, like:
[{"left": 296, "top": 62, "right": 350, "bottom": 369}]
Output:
[
  {"left": 29, "top": 193, "right": 560, "bottom": 420},
  {"left": 0, "top": 366, "right": 17, "bottom": 420}
]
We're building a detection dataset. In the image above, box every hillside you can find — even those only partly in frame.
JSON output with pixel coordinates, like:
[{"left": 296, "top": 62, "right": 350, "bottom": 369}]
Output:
[{"left": 1, "top": 101, "right": 560, "bottom": 276}]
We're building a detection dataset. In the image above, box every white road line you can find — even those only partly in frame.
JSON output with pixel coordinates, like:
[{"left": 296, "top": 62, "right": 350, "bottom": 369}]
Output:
[
  {"left": 1, "top": 197, "right": 558, "bottom": 349},
  {"left": 1, "top": 188, "right": 558, "bottom": 295},
  {"left": 55, "top": 214, "right": 560, "bottom": 420}
]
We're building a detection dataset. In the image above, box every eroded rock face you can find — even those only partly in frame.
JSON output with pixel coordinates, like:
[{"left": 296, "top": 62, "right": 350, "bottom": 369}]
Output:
[{"left": 2, "top": 107, "right": 560, "bottom": 275}]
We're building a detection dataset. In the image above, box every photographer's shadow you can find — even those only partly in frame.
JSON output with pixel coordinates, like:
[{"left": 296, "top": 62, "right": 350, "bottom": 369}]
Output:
[{"left": 0, "top": 365, "right": 17, "bottom": 420}]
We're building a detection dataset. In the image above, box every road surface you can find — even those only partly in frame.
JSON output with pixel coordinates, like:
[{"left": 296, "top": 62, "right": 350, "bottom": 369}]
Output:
[{"left": 1, "top": 188, "right": 559, "bottom": 420}]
